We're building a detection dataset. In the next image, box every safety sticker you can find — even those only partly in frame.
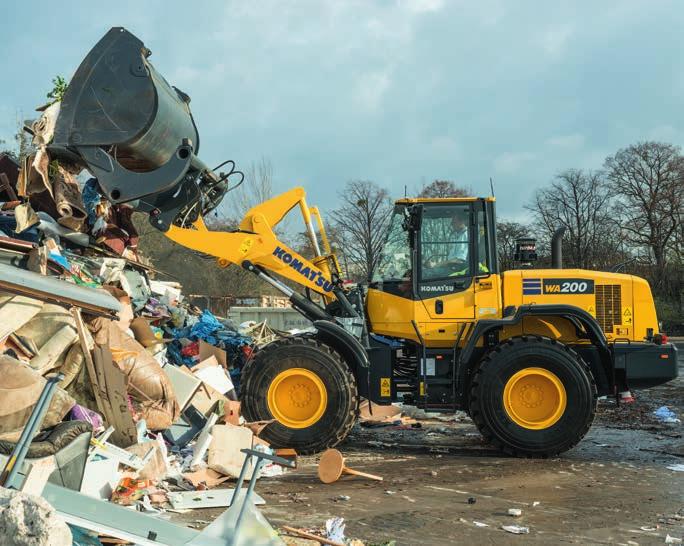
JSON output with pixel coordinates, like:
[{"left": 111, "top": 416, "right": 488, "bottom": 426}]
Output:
[
  {"left": 622, "top": 307, "right": 633, "bottom": 325},
  {"left": 587, "top": 304, "right": 596, "bottom": 317},
  {"left": 239, "top": 238, "right": 253, "bottom": 255},
  {"left": 380, "top": 377, "right": 391, "bottom": 397}
]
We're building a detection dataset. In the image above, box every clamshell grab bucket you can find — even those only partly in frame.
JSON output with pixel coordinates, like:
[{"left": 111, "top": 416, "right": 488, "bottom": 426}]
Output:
[{"left": 51, "top": 27, "right": 208, "bottom": 217}]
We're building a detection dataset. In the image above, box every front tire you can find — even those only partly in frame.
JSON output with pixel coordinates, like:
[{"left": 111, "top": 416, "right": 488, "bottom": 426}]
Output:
[
  {"left": 469, "top": 335, "right": 597, "bottom": 457},
  {"left": 240, "top": 336, "right": 358, "bottom": 454}
]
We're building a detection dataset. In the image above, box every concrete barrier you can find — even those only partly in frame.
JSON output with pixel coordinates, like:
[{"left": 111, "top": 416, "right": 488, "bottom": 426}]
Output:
[{"left": 228, "top": 307, "right": 312, "bottom": 331}]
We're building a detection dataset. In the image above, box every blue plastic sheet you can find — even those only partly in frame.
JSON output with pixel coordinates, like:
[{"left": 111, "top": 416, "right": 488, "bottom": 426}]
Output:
[
  {"left": 190, "top": 309, "right": 223, "bottom": 340},
  {"left": 165, "top": 308, "right": 251, "bottom": 369},
  {"left": 70, "top": 525, "right": 104, "bottom": 546}
]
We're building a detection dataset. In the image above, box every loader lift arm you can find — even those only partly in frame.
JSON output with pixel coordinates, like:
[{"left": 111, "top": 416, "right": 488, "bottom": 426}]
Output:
[{"left": 163, "top": 187, "right": 358, "bottom": 322}]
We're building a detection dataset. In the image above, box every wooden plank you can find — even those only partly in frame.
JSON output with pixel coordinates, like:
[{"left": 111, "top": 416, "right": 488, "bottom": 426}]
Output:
[
  {"left": 95, "top": 345, "right": 137, "bottom": 447},
  {"left": 72, "top": 307, "right": 107, "bottom": 417}
]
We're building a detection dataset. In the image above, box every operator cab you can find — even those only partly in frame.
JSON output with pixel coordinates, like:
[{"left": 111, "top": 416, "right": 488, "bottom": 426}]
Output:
[{"left": 370, "top": 197, "right": 498, "bottom": 304}]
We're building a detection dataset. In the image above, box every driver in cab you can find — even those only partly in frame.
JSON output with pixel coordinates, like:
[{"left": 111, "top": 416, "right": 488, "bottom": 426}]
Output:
[{"left": 423, "top": 210, "right": 471, "bottom": 278}]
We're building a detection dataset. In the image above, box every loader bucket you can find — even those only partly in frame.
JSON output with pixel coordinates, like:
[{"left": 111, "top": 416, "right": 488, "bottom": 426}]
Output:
[{"left": 50, "top": 27, "right": 221, "bottom": 229}]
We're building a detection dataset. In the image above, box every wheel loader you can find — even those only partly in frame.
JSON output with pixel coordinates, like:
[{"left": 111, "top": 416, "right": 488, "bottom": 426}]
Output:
[{"left": 47, "top": 28, "right": 678, "bottom": 457}]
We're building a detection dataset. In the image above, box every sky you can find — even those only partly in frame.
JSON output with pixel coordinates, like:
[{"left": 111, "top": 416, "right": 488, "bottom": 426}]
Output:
[{"left": 1, "top": 1, "right": 682, "bottom": 222}]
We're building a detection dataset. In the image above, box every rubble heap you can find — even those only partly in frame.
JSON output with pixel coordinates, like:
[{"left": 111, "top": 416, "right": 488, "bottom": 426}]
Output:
[{"left": 0, "top": 105, "right": 292, "bottom": 542}]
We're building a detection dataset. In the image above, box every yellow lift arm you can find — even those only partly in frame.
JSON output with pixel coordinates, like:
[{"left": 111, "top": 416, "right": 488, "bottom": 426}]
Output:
[{"left": 164, "top": 187, "right": 342, "bottom": 301}]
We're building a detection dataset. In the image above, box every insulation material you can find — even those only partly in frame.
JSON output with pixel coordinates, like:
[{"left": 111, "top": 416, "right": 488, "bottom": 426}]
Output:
[
  {"left": 88, "top": 317, "right": 180, "bottom": 430},
  {"left": 0, "top": 487, "right": 73, "bottom": 546},
  {"left": 0, "top": 355, "right": 75, "bottom": 441}
]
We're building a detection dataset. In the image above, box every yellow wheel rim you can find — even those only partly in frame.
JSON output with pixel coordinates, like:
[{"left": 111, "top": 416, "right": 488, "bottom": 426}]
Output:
[
  {"left": 267, "top": 368, "right": 327, "bottom": 429},
  {"left": 503, "top": 367, "right": 567, "bottom": 430}
]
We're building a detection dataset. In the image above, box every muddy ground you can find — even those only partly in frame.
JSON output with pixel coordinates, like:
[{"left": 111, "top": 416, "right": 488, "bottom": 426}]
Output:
[{"left": 176, "top": 345, "right": 684, "bottom": 545}]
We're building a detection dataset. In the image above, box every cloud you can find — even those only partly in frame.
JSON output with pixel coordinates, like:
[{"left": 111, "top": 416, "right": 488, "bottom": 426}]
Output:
[
  {"left": 1, "top": 0, "right": 682, "bottom": 224},
  {"left": 494, "top": 152, "right": 536, "bottom": 174},
  {"left": 647, "top": 125, "right": 679, "bottom": 142},
  {"left": 538, "top": 24, "right": 574, "bottom": 57},
  {"left": 353, "top": 69, "right": 392, "bottom": 111},
  {"left": 398, "top": 0, "right": 445, "bottom": 13},
  {"left": 546, "top": 133, "right": 585, "bottom": 150}
]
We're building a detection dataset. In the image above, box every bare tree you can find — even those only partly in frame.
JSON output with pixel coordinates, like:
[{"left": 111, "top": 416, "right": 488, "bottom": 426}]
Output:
[
  {"left": 497, "top": 220, "right": 531, "bottom": 271},
  {"left": 604, "top": 142, "right": 684, "bottom": 292},
  {"left": 330, "top": 180, "right": 393, "bottom": 282},
  {"left": 526, "top": 169, "right": 621, "bottom": 269},
  {"left": 418, "top": 180, "right": 471, "bottom": 198}
]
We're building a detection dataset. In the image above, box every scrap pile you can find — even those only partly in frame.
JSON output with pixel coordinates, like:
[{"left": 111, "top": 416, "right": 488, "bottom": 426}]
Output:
[{"left": 0, "top": 135, "right": 296, "bottom": 542}]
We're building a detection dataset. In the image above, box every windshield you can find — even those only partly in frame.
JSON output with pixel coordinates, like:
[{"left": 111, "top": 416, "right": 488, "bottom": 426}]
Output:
[{"left": 373, "top": 207, "right": 411, "bottom": 282}]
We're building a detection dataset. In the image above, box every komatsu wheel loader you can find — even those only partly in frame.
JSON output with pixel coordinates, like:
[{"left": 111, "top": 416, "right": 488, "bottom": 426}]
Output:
[{"left": 49, "top": 28, "right": 678, "bottom": 456}]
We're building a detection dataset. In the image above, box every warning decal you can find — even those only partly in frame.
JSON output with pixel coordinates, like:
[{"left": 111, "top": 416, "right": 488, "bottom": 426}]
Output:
[
  {"left": 380, "top": 377, "right": 391, "bottom": 397},
  {"left": 622, "top": 307, "right": 633, "bottom": 325}
]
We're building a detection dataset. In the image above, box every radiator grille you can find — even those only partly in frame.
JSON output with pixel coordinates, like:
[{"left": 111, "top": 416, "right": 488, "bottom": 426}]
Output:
[{"left": 595, "top": 284, "right": 621, "bottom": 333}]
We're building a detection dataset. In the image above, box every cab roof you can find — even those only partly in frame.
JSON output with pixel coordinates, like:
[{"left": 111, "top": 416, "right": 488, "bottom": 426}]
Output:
[{"left": 394, "top": 196, "right": 496, "bottom": 204}]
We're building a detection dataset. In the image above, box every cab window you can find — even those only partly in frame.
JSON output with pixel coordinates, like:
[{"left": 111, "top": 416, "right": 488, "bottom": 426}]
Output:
[
  {"left": 374, "top": 207, "right": 411, "bottom": 283},
  {"left": 420, "top": 205, "right": 471, "bottom": 281}
]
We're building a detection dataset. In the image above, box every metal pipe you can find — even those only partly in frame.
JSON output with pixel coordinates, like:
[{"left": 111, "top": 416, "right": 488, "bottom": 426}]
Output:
[
  {"left": 1, "top": 373, "right": 64, "bottom": 488},
  {"left": 551, "top": 227, "right": 566, "bottom": 269},
  {"left": 234, "top": 457, "right": 266, "bottom": 537}
]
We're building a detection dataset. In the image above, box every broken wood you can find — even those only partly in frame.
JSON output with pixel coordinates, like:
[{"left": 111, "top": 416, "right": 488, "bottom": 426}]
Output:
[
  {"left": 75, "top": 307, "right": 137, "bottom": 447},
  {"left": 92, "top": 345, "right": 138, "bottom": 447},
  {"left": 71, "top": 307, "right": 106, "bottom": 417},
  {"left": 318, "top": 448, "right": 383, "bottom": 484},
  {"left": 280, "top": 525, "right": 345, "bottom": 546}
]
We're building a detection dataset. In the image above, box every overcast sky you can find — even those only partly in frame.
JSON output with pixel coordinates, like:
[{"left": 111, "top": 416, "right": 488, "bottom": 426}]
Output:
[{"left": 1, "top": 1, "right": 682, "bottom": 221}]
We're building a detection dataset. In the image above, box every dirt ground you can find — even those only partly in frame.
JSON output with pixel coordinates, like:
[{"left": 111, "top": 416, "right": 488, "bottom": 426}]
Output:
[{"left": 177, "top": 344, "right": 684, "bottom": 545}]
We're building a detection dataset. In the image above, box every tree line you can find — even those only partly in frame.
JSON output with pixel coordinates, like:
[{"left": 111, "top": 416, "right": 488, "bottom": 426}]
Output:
[
  {"left": 327, "top": 141, "right": 683, "bottom": 330},
  {"left": 2, "top": 128, "right": 681, "bottom": 328}
]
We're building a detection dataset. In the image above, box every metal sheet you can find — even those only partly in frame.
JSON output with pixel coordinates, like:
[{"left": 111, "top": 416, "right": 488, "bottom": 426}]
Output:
[
  {"left": 169, "top": 489, "right": 265, "bottom": 510},
  {"left": 43, "top": 482, "right": 200, "bottom": 546},
  {"left": 43, "top": 482, "right": 281, "bottom": 546},
  {"left": 0, "top": 263, "right": 120, "bottom": 316}
]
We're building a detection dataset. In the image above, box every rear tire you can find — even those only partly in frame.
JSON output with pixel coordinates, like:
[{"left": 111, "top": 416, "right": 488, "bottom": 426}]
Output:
[
  {"left": 469, "top": 335, "right": 597, "bottom": 457},
  {"left": 240, "top": 336, "right": 358, "bottom": 455}
]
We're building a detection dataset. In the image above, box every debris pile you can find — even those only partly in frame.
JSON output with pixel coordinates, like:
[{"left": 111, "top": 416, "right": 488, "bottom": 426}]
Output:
[{"left": 0, "top": 123, "right": 298, "bottom": 542}]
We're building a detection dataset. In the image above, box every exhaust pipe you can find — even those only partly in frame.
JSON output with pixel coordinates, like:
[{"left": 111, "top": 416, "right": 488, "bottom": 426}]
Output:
[{"left": 551, "top": 227, "right": 566, "bottom": 269}]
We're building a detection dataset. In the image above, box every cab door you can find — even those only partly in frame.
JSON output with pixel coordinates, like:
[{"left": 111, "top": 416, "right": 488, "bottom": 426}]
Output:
[{"left": 417, "top": 203, "right": 476, "bottom": 320}]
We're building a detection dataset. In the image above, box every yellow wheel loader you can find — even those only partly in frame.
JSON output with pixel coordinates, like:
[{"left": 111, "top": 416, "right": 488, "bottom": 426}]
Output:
[{"left": 52, "top": 28, "right": 678, "bottom": 456}]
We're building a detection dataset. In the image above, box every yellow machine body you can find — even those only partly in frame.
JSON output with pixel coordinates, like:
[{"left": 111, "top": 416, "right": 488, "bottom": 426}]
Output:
[{"left": 366, "top": 269, "right": 659, "bottom": 347}]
